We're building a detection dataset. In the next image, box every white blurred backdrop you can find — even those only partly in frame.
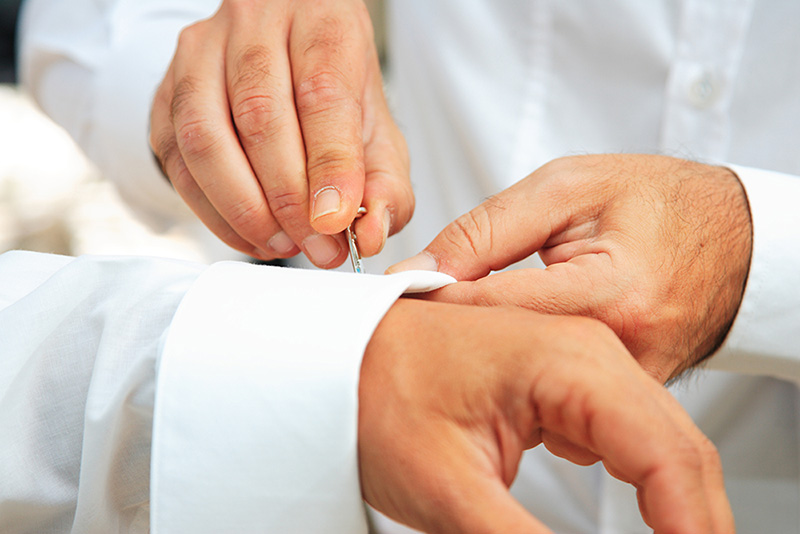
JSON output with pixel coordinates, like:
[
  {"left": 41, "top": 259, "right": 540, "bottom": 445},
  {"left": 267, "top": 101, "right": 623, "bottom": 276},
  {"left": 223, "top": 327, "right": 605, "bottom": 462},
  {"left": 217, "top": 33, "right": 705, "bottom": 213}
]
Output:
[{"left": 0, "top": 84, "right": 212, "bottom": 261}]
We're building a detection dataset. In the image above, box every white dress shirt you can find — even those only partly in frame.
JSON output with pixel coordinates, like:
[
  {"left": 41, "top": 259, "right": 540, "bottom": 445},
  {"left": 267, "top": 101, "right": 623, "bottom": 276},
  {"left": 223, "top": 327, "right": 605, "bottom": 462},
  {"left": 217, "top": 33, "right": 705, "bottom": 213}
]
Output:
[
  {"left": 18, "top": 0, "right": 800, "bottom": 532},
  {"left": 381, "top": 2, "right": 800, "bottom": 533},
  {"left": 0, "top": 250, "right": 453, "bottom": 533}
]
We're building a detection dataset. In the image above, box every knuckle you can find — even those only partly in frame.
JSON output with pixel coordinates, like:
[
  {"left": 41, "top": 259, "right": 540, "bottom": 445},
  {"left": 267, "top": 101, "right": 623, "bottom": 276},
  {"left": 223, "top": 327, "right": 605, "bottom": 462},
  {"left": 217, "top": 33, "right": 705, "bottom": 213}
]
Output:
[
  {"left": 174, "top": 114, "right": 223, "bottom": 161},
  {"left": 231, "top": 92, "right": 286, "bottom": 145},
  {"left": 153, "top": 131, "right": 179, "bottom": 174},
  {"left": 229, "top": 46, "right": 287, "bottom": 146},
  {"left": 231, "top": 44, "right": 274, "bottom": 91},
  {"left": 680, "top": 442, "right": 706, "bottom": 473},
  {"left": 170, "top": 75, "right": 198, "bottom": 123},
  {"left": 150, "top": 125, "right": 170, "bottom": 158},
  {"left": 295, "top": 70, "right": 358, "bottom": 115},
  {"left": 306, "top": 146, "right": 364, "bottom": 179},
  {"left": 236, "top": 41, "right": 269, "bottom": 65},
  {"left": 175, "top": 22, "right": 206, "bottom": 51},
  {"left": 151, "top": 83, "right": 171, "bottom": 118},
  {"left": 697, "top": 434, "right": 723, "bottom": 468},
  {"left": 443, "top": 208, "right": 494, "bottom": 259},
  {"left": 670, "top": 429, "right": 720, "bottom": 476},
  {"left": 226, "top": 197, "right": 268, "bottom": 238},
  {"left": 223, "top": 0, "right": 262, "bottom": 20},
  {"left": 265, "top": 187, "right": 307, "bottom": 220},
  {"left": 171, "top": 76, "right": 225, "bottom": 161},
  {"left": 301, "top": 9, "right": 373, "bottom": 58},
  {"left": 301, "top": 16, "right": 346, "bottom": 57},
  {"left": 168, "top": 161, "right": 195, "bottom": 193}
]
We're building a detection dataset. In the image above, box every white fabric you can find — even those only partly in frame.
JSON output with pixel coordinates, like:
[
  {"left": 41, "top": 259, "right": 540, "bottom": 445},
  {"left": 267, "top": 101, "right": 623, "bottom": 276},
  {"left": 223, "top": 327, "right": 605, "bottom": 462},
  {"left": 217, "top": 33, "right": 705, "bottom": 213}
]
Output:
[
  {"left": 0, "top": 252, "right": 198, "bottom": 533},
  {"left": 151, "top": 264, "right": 453, "bottom": 533},
  {"left": 17, "top": 0, "right": 800, "bottom": 532},
  {"left": 19, "top": 0, "right": 219, "bottom": 233},
  {"left": 0, "top": 250, "right": 453, "bottom": 533},
  {"left": 710, "top": 165, "right": 800, "bottom": 382}
]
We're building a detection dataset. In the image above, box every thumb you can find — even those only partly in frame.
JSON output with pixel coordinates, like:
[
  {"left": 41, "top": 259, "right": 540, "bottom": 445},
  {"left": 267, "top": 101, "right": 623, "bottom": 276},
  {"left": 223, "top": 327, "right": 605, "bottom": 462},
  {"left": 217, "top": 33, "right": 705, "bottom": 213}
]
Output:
[
  {"left": 355, "top": 69, "right": 414, "bottom": 257},
  {"left": 386, "top": 172, "right": 568, "bottom": 280}
]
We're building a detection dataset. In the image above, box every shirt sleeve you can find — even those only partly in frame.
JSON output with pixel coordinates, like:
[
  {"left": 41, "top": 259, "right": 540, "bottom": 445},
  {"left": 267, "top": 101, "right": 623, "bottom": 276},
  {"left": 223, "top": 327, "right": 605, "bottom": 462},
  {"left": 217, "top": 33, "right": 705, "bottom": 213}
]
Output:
[
  {"left": 0, "top": 251, "right": 202, "bottom": 533},
  {"left": 150, "top": 264, "right": 453, "bottom": 533},
  {"left": 18, "top": 0, "right": 220, "bottom": 231},
  {"left": 708, "top": 165, "right": 800, "bottom": 384},
  {"left": 0, "top": 249, "right": 454, "bottom": 533}
]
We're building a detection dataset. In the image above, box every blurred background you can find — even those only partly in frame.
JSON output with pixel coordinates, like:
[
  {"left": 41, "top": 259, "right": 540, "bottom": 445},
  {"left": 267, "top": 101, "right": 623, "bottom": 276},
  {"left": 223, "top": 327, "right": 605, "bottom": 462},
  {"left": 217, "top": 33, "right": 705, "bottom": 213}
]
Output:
[{"left": 0, "top": 0, "right": 386, "bottom": 262}]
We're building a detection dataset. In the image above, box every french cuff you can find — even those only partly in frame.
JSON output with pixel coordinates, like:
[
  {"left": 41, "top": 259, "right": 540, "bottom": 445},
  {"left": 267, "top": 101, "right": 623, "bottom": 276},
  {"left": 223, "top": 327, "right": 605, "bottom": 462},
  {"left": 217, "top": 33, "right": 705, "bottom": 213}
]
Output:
[
  {"left": 708, "top": 165, "right": 800, "bottom": 384},
  {"left": 150, "top": 262, "right": 453, "bottom": 533}
]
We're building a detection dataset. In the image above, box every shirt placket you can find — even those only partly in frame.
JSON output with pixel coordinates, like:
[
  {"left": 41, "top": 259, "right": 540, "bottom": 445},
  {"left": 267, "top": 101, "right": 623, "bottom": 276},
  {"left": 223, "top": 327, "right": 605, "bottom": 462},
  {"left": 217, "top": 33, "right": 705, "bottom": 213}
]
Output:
[
  {"left": 659, "top": 0, "right": 754, "bottom": 163},
  {"left": 509, "top": 0, "right": 552, "bottom": 182}
]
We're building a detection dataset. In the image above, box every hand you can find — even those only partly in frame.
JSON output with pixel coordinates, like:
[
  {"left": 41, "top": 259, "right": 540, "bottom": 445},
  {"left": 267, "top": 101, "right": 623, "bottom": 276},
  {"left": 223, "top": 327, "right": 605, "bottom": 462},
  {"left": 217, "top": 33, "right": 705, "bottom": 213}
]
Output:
[
  {"left": 358, "top": 299, "right": 735, "bottom": 533},
  {"left": 388, "top": 155, "right": 753, "bottom": 382},
  {"left": 150, "top": 0, "right": 412, "bottom": 266}
]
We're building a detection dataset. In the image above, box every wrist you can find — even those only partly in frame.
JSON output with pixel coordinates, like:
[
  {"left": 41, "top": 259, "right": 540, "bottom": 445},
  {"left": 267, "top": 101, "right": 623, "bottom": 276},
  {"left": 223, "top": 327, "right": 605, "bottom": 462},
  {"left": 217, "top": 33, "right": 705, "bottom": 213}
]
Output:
[{"left": 686, "top": 164, "right": 753, "bottom": 368}]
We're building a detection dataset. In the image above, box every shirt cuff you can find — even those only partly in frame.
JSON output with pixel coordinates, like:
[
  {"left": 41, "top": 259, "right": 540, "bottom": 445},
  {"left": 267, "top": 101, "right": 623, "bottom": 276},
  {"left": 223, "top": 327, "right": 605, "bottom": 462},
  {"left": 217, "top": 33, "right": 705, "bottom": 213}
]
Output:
[
  {"left": 150, "top": 263, "right": 453, "bottom": 533},
  {"left": 709, "top": 165, "right": 800, "bottom": 383}
]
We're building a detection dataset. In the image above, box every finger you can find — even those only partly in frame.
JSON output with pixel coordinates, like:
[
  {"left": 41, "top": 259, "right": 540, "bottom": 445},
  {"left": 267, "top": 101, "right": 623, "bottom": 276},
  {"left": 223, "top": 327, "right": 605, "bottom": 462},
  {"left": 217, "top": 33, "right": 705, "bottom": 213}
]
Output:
[
  {"left": 169, "top": 22, "right": 283, "bottom": 257},
  {"left": 405, "top": 435, "right": 552, "bottom": 534},
  {"left": 534, "top": 349, "right": 733, "bottom": 533},
  {"left": 588, "top": 404, "right": 728, "bottom": 533},
  {"left": 355, "top": 101, "right": 413, "bottom": 256},
  {"left": 224, "top": 8, "right": 345, "bottom": 267},
  {"left": 617, "top": 431, "right": 733, "bottom": 534},
  {"left": 421, "top": 252, "right": 683, "bottom": 379},
  {"left": 424, "top": 259, "right": 679, "bottom": 381},
  {"left": 151, "top": 62, "right": 272, "bottom": 259},
  {"left": 386, "top": 158, "right": 602, "bottom": 279},
  {"left": 347, "top": 48, "right": 412, "bottom": 257},
  {"left": 423, "top": 255, "right": 613, "bottom": 315},
  {"left": 619, "top": 381, "right": 737, "bottom": 532},
  {"left": 702, "top": 447, "right": 737, "bottom": 534},
  {"left": 384, "top": 172, "right": 550, "bottom": 278},
  {"left": 290, "top": 3, "right": 372, "bottom": 235},
  {"left": 540, "top": 430, "right": 602, "bottom": 466}
]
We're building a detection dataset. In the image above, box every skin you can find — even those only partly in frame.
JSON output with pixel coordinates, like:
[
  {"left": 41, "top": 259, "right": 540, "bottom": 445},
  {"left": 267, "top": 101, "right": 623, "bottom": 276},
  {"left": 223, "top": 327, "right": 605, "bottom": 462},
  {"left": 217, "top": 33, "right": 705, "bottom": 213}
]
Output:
[
  {"left": 359, "top": 298, "right": 736, "bottom": 533},
  {"left": 149, "top": 0, "right": 412, "bottom": 266},
  {"left": 388, "top": 154, "right": 753, "bottom": 383}
]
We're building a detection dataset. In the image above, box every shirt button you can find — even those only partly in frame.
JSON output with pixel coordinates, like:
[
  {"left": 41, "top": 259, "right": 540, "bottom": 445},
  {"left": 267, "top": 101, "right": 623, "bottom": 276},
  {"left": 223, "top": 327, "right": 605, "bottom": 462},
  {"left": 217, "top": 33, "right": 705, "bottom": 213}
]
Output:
[{"left": 688, "top": 70, "right": 719, "bottom": 109}]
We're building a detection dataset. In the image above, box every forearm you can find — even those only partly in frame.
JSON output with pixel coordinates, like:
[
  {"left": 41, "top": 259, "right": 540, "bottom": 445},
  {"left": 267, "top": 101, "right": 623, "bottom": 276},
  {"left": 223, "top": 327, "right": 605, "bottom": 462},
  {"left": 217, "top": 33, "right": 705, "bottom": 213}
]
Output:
[{"left": 18, "top": 0, "right": 219, "bottom": 230}]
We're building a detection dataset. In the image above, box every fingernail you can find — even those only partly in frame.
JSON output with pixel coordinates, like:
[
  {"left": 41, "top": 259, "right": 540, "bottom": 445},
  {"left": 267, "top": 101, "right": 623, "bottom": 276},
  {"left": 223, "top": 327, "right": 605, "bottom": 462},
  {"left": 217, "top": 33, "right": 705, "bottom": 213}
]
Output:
[
  {"left": 303, "top": 234, "right": 341, "bottom": 266},
  {"left": 386, "top": 252, "right": 438, "bottom": 274},
  {"left": 312, "top": 187, "right": 341, "bottom": 220},
  {"left": 268, "top": 231, "right": 296, "bottom": 255}
]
